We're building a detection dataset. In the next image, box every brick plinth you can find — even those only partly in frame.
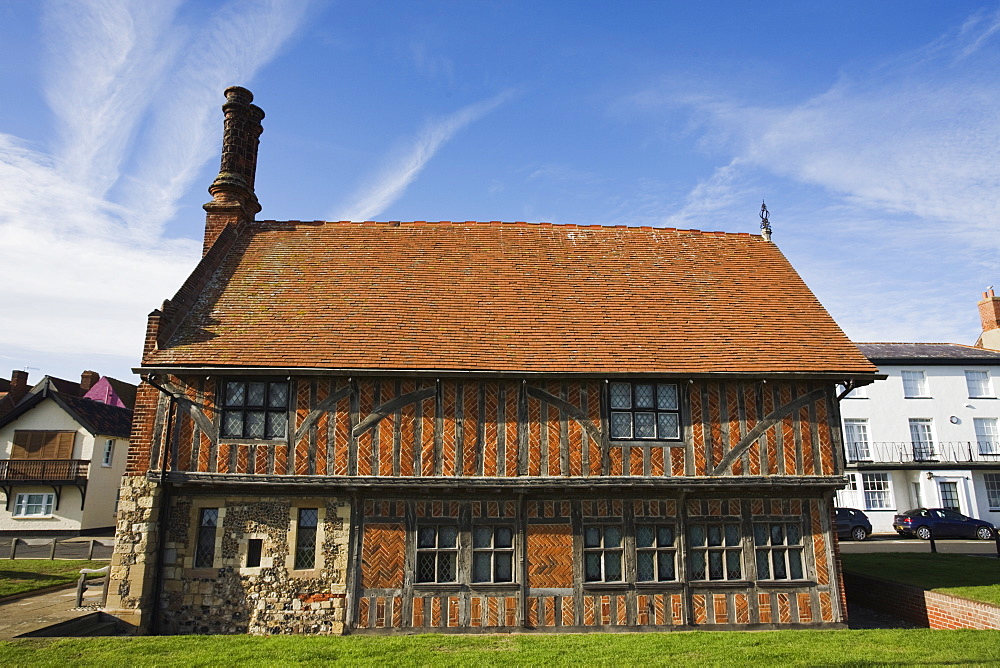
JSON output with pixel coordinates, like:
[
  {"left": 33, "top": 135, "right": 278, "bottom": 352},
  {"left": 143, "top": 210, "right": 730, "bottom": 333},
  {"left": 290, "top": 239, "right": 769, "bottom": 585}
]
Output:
[{"left": 844, "top": 572, "right": 1000, "bottom": 630}]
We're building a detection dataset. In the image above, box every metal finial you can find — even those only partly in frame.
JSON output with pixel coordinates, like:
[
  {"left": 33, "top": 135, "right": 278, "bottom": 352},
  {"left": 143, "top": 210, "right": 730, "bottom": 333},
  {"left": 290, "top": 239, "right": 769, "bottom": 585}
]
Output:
[{"left": 759, "top": 200, "right": 772, "bottom": 241}]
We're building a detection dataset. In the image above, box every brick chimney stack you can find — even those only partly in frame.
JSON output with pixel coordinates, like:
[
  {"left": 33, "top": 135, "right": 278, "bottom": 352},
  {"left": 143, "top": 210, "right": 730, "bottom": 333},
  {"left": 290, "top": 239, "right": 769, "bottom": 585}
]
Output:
[
  {"left": 80, "top": 370, "right": 100, "bottom": 392},
  {"left": 978, "top": 287, "right": 1000, "bottom": 351},
  {"left": 202, "top": 86, "right": 265, "bottom": 256},
  {"left": 8, "top": 370, "right": 28, "bottom": 403}
]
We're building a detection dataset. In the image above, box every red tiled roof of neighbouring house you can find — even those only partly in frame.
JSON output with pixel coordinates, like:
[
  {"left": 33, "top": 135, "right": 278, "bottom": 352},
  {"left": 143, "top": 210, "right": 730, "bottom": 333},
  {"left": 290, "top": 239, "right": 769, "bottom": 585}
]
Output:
[{"left": 145, "top": 220, "right": 877, "bottom": 376}]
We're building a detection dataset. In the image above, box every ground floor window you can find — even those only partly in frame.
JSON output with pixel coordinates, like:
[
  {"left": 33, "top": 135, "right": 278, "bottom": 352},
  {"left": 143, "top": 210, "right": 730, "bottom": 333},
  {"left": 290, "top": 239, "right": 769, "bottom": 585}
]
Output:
[
  {"left": 194, "top": 508, "right": 219, "bottom": 568},
  {"left": 583, "top": 524, "right": 625, "bottom": 582},
  {"left": 862, "top": 473, "right": 892, "bottom": 509},
  {"left": 985, "top": 474, "right": 1000, "bottom": 509},
  {"left": 12, "top": 493, "right": 54, "bottom": 517},
  {"left": 688, "top": 522, "right": 742, "bottom": 581},
  {"left": 473, "top": 525, "right": 514, "bottom": 583},
  {"left": 753, "top": 522, "right": 804, "bottom": 580},
  {"left": 294, "top": 508, "right": 319, "bottom": 570},
  {"left": 635, "top": 524, "right": 677, "bottom": 582},
  {"left": 416, "top": 525, "right": 459, "bottom": 583}
]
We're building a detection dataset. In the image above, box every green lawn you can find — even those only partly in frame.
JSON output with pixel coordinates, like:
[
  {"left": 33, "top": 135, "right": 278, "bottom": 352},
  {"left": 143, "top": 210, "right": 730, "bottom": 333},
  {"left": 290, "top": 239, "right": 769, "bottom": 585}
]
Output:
[
  {"left": 0, "top": 629, "right": 998, "bottom": 666},
  {"left": 841, "top": 552, "right": 1000, "bottom": 606},
  {"left": 0, "top": 560, "right": 107, "bottom": 599}
]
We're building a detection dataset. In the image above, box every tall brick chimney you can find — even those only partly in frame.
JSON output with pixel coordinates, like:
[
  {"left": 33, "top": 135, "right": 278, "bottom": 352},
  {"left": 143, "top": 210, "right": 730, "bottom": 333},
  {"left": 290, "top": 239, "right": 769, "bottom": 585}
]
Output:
[
  {"left": 80, "top": 370, "right": 100, "bottom": 392},
  {"left": 202, "top": 86, "right": 264, "bottom": 256},
  {"left": 978, "top": 287, "right": 1000, "bottom": 351},
  {"left": 8, "top": 370, "right": 28, "bottom": 403}
]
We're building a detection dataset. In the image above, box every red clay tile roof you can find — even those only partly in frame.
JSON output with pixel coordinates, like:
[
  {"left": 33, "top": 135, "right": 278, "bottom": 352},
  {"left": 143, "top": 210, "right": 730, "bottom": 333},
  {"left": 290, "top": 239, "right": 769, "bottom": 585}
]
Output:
[{"left": 146, "top": 221, "right": 876, "bottom": 376}]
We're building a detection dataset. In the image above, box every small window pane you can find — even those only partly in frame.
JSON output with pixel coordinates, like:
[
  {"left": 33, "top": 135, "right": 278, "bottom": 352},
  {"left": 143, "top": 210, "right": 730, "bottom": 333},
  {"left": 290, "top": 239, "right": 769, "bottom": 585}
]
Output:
[
  {"left": 418, "top": 527, "right": 436, "bottom": 548},
  {"left": 657, "top": 413, "right": 679, "bottom": 439},
  {"left": 635, "top": 384, "right": 654, "bottom": 409},
  {"left": 604, "top": 525, "right": 622, "bottom": 548},
  {"left": 657, "top": 526, "right": 673, "bottom": 547},
  {"left": 690, "top": 551, "right": 706, "bottom": 579},
  {"left": 770, "top": 524, "right": 784, "bottom": 545},
  {"left": 610, "top": 412, "right": 632, "bottom": 439},
  {"left": 269, "top": 383, "right": 289, "bottom": 408},
  {"left": 201, "top": 508, "right": 218, "bottom": 527},
  {"left": 726, "top": 550, "right": 742, "bottom": 579},
  {"left": 223, "top": 412, "right": 243, "bottom": 438},
  {"left": 417, "top": 553, "right": 436, "bottom": 581},
  {"left": 787, "top": 524, "right": 801, "bottom": 545},
  {"left": 439, "top": 526, "right": 458, "bottom": 548},
  {"left": 636, "top": 525, "right": 654, "bottom": 548},
  {"left": 299, "top": 508, "right": 318, "bottom": 528},
  {"left": 756, "top": 550, "right": 769, "bottom": 579},
  {"left": 495, "top": 526, "right": 513, "bottom": 548},
  {"left": 709, "top": 551, "right": 723, "bottom": 579},
  {"left": 495, "top": 553, "right": 513, "bottom": 582},
  {"left": 634, "top": 412, "right": 655, "bottom": 438},
  {"left": 247, "top": 382, "right": 266, "bottom": 407},
  {"left": 725, "top": 524, "right": 740, "bottom": 546},
  {"left": 585, "top": 553, "right": 602, "bottom": 581},
  {"left": 437, "top": 552, "right": 456, "bottom": 582},
  {"left": 246, "top": 411, "right": 266, "bottom": 438},
  {"left": 610, "top": 383, "right": 632, "bottom": 409},
  {"left": 657, "top": 384, "right": 678, "bottom": 410},
  {"left": 789, "top": 550, "right": 803, "bottom": 579},
  {"left": 657, "top": 552, "right": 675, "bottom": 581},
  {"left": 636, "top": 552, "right": 654, "bottom": 581},
  {"left": 770, "top": 550, "right": 786, "bottom": 579},
  {"left": 267, "top": 412, "right": 287, "bottom": 439},
  {"left": 754, "top": 524, "right": 768, "bottom": 546},
  {"left": 584, "top": 526, "right": 601, "bottom": 548},
  {"left": 708, "top": 525, "right": 722, "bottom": 546},
  {"left": 689, "top": 525, "right": 705, "bottom": 547},
  {"left": 473, "top": 553, "right": 491, "bottom": 582},
  {"left": 604, "top": 553, "right": 622, "bottom": 581},
  {"left": 225, "top": 382, "right": 245, "bottom": 405},
  {"left": 473, "top": 526, "right": 492, "bottom": 548}
]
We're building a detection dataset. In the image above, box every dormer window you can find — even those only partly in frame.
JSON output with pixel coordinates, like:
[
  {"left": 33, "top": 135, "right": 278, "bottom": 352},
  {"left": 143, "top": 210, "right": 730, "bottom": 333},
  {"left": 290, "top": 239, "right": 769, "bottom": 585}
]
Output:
[
  {"left": 220, "top": 380, "right": 289, "bottom": 439},
  {"left": 609, "top": 382, "right": 681, "bottom": 441}
]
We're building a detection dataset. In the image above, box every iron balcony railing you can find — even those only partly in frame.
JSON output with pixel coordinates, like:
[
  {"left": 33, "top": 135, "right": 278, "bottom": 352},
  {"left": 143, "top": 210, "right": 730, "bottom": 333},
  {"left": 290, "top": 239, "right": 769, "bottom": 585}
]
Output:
[
  {"left": 0, "top": 459, "right": 90, "bottom": 483},
  {"left": 845, "top": 441, "right": 1000, "bottom": 465}
]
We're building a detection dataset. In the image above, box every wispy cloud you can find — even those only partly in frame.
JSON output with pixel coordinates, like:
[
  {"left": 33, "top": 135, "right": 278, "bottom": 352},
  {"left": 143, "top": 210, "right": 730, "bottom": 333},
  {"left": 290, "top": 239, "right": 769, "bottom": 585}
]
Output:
[
  {"left": 334, "top": 90, "right": 515, "bottom": 221},
  {"left": 0, "top": 0, "right": 309, "bottom": 379}
]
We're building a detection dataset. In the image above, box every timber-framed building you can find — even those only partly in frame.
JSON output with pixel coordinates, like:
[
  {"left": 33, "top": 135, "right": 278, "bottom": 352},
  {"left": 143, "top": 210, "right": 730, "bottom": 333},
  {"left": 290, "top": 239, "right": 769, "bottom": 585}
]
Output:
[{"left": 105, "top": 87, "right": 878, "bottom": 634}]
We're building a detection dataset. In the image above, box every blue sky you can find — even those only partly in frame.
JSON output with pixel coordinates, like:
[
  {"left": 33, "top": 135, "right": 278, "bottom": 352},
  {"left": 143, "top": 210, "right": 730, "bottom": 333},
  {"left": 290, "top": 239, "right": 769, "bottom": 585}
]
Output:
[{"left": 1, "top": 1, "right": 999, "bottom": 385}]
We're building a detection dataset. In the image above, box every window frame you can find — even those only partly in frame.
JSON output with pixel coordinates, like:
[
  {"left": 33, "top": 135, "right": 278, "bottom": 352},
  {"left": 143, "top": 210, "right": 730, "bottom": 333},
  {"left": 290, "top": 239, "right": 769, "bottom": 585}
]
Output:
[
  {"left": 984, "top": 474, "right": 1000, "bottom": 510},
  {"left": 974, "top": 417, "right": 1000, "bottom": 455},
  {"left": 634, "top": 523, "right": 678, "bottom": 583},
  {"left": 843, "top": 418, "right": 871, "bottom": 462},
  {"left": 194, "top": 507, "right": 220, "bottom": 568},
  {"left": 12, "top": 493, "right": 55, "bottom": 517},
  {"left": 583, "top": 523, "right": 626, "bottom": 583},
  {"left": 415, "top": 523, "right": 460, "bottom": 584},
  {"left": 687, "top": 521, "right": 743, "bottom": 582},
  {"left": 608, "top": 381, "right": 682, "bottom": 442},
  {"left": 862, "top": 472, "right": 892, "bottom": 510},
  {"left": 102, "top": 439, "right": 115, "bottom": 467},
  {"left": 965, "top": 370, "right": 994, "bottom": 399},
  {"left": 293, "top": 507, "right": 319, "bottom": 570},
  {"left": 908, "top": 418, "right": 935, "bottom": 461},
  {"left": 753, "top": 521, "right": 806, "bottom": 582},
  {"left": 219, "top": 379, "right": 290, "bottom": 441},
  {"left": 901, "top": 370, "right": 929, "bottom": 398},
  {"left": 471, "top": 524, "right": 515, "bottom": 584}
]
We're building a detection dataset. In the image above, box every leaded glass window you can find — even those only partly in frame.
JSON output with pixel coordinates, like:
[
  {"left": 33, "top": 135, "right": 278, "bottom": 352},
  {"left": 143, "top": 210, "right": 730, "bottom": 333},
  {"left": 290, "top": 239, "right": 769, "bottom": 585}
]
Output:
[
  {"left": 294, "top": 508, "right": 318, "bottom": 569},
  {"left": 753, "top": 522, "right": 804, "bottom": 581},
  {"left": 583, "top": 524, "right": 624, "bottom": 582},
  {"left": 220, "top": 380, "right": 289, "bottom": 439},
  {"left": 635, "top": 524, "right": 677, "bottom": 582},
  {"left": 195, "top": 508, "right": 218, "bottom": 568},
  {"left": 688, "top": 522, "right": 742, "bottom": 581},
  {"left": 416, "top": 525, "right": 458, "bottom": 583},
  {"left": 472, "top": 525, "right": 514, "bottom": 583},
  {"left": 609, "top": 382, "right": 681, "bottom": 440}
]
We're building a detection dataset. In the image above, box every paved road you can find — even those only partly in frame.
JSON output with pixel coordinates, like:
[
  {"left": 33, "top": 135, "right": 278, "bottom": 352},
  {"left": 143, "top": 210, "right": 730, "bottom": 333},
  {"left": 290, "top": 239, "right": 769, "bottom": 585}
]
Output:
[{"left": 840, "top": 534, "right": 1000, "bottom": 556}]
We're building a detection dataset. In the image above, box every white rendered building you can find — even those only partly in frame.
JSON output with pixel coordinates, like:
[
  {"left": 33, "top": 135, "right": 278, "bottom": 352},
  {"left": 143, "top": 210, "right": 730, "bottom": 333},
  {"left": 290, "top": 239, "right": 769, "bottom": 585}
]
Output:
[{"left": 836, "top": 343, "right": 1000, "bottom": 533}]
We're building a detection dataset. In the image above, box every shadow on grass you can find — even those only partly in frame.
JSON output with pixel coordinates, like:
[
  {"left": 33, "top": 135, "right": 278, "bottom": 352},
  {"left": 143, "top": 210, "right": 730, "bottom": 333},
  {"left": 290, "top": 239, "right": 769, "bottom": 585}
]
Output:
[{"left": 841, "top": 552, "right": 1000, "bottom": 589}]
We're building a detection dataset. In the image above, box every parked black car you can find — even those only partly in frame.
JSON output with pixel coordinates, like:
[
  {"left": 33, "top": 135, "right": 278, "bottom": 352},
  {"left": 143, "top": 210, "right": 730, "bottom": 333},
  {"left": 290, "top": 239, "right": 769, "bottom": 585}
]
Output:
[
  {"left": 893, "top": 508, "right": 995, "bottom": 540},
  {"left": 835, "top": 507, "right": 872, "bottom": 541}
]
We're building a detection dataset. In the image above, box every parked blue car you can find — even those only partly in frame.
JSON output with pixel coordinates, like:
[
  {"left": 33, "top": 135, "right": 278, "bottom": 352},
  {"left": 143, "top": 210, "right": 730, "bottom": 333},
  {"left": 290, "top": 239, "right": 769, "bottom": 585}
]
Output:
[
  {"left": 835, "top": 507, "right": 872, "bottom": 541},
  {"left": 893, "top": 508, "right": 995, "bottom": 540}
]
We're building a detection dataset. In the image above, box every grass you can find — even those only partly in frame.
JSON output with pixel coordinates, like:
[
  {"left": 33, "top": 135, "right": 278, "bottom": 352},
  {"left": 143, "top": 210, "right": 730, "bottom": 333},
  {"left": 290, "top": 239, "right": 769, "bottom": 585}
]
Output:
[
  {"left": 0, "top": 560, "right": 107, "bottom": 599},
  {"left": 0, "top": 629, "right": 999, "bottom": 666},
  {"left": 841, "top": 552, "right": 1000, "bottom": 606}
]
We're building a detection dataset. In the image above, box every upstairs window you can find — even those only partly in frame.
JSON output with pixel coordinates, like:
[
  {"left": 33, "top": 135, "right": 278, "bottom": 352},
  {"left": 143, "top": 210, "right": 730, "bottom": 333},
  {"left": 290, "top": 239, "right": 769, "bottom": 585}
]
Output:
[
  {"left": 102, "top": 439, "right": 115, "bottom": 467},
  {"left": 901, "top": 371, "right": 928, "bottom": 398},
  {"left": 966, "top": 371, "right": 994, "bottom": 398},
  {"left": 975, "top": 418, "right": 1000, "bottom": 456},
  {"left": 220, "top": 380, "right": 289, "bottom": 439},
  {"left": 843, "top": 419, "right": 871, "bottom": 462},
  {"left": 609, "top": 382, "right": 680, "bottom": 440}
]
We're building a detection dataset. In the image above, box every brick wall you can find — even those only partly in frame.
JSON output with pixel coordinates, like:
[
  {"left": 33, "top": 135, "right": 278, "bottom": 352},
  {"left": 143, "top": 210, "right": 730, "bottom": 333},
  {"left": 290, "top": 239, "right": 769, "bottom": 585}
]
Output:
[{"left": 844, "top": 572, "right": 1000, "bottom": 630}]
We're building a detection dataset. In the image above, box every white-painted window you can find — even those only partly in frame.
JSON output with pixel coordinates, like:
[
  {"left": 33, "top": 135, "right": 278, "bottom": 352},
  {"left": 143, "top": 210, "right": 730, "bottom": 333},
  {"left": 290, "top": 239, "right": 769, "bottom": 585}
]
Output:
[
  {"left": 908, "top": 418, "right": 935, "bottom": 460},
  {"left": 839, "top": 384, "right": 867, "bottom": 399},
  {"left": 13, "top": 493, "right": 55, "bottom": 517},
  {"left": 974, "top": 418, "right": 1000, "bottom": 455},
  {"left": 102, "top": 439, "right": 114, "bottom": 467},
  {"left": 985, "top": 474, "right": 1000, "bottom": 509},
  {"left": 901, "top": 371, "right": 928, "bottom": 398},
  {"left": 843, "top": 419, "right": 871, "bottom": 461},
  {"left": 966, "top": 371, "right": 993, "bottom": 398},
  {"left": 862, "top": 473, "right": 892, "bottom": 510}
]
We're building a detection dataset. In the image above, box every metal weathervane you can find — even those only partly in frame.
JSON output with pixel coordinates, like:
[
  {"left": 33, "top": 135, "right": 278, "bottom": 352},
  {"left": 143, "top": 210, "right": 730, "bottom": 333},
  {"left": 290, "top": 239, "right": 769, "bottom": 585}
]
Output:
[{"left": 759, "top": 201, "right": 772, "bottom": 241}]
